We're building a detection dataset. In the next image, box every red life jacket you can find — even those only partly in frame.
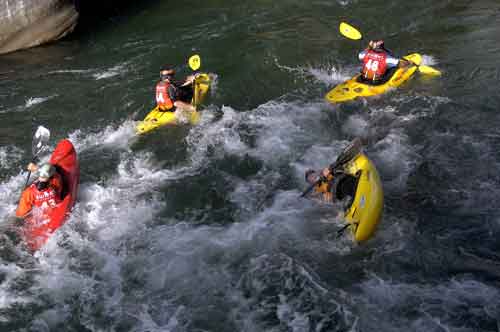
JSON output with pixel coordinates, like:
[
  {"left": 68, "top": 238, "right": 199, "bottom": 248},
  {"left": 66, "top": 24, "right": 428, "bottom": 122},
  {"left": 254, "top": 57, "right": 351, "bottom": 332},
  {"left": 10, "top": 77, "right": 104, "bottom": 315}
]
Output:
[
  {"left": 30, "top": 183, "right": 60, "bottom": 210},
  {"left": 362, "top": 50, "right": 388, "bottom": 80},
  {"left": 155, "top": 81, "right": 175, "bottom": 110}
]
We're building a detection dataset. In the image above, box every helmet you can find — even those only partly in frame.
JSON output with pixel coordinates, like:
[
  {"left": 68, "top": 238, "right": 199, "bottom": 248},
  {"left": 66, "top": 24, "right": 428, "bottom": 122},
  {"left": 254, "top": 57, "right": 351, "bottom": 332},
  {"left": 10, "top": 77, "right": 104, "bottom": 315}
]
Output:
[
  {"left": 369, "top": 40, "right": 385, "bottom": 50},
  {"left": 160, "top": 67, "right": 175, "bottom": 81},
  {"left": 305, "top": 169, "right": 318, "bottom": 183},
  {"left": 38, "top": 163, "right": 55, "bottom": 179}
]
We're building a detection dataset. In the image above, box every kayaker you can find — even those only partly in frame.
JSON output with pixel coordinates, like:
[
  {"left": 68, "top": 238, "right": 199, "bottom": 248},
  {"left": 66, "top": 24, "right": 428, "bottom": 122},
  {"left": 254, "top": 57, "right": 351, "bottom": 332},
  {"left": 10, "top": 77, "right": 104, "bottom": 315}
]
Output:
[
  {"left": 305, "top": 168, "right": 334, "bottom": 202},
  {"left": 358, "top": 40, "right": 410, "bottom": 84},
  {"left": 156, "top": 67, "right": 195, "bottom": 112},
  {"left": 305, "top": 167, "right": 358, "bottom": 203},
  {"left": 16, "top": 163, "right": 63, "bottom": 218}
]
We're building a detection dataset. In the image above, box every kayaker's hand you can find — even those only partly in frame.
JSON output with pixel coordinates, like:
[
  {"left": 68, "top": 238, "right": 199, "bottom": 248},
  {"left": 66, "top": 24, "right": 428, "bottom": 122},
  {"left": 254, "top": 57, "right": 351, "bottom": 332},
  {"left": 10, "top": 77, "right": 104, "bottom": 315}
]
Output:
[
  {"left": 27, "top": 163, "right": 38, "bottom": 172},
  {"left": 399, "top": 59, "right": 411, "bottom": 67},
  {"left": 184, "top": 75, "right": 195, "bottom": 85}
]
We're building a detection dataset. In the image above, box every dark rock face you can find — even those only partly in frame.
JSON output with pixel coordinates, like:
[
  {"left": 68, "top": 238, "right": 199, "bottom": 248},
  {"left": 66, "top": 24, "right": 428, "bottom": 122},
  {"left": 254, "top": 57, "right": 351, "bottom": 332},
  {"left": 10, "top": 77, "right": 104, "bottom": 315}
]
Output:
[{"left": 0, "top": 0, "right": 78, "bottom": 55}]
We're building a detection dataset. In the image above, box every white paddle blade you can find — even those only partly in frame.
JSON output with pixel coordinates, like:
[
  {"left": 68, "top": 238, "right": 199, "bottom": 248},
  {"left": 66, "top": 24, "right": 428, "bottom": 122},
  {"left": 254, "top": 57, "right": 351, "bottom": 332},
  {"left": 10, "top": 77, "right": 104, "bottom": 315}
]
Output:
[{"left": 32, "top": 126, "right": 50, "bottom": 156}]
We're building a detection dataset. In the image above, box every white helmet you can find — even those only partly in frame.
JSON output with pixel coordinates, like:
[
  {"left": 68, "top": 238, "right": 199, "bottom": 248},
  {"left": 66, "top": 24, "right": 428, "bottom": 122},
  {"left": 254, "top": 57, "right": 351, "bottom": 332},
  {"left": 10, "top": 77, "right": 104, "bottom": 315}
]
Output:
[{"left": 38, "top": 163, "right": 55, "bottom": 178}]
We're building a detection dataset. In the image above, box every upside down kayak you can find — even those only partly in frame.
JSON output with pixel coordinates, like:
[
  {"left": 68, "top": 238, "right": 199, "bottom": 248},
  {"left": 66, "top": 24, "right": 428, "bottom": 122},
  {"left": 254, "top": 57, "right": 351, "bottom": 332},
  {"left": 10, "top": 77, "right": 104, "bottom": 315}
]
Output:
[
  {"left": 136, "top": 73, "right": 211, "bottom": 134},
  {"left": 325, "top": 53, "right": 422, "bottom": 103},
  {"left": 340, "top": 152, "right": 383, "bottom": 242},
  {"left": 22, "top": 139, "right": 80, "bottom": 251}
]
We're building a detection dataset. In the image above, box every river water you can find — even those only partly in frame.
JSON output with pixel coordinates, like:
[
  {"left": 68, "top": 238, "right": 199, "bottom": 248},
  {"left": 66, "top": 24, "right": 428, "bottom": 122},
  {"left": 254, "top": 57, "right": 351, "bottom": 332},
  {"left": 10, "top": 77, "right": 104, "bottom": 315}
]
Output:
[{"left": 1, "top": 1, "right": 500, "bottom": 331}]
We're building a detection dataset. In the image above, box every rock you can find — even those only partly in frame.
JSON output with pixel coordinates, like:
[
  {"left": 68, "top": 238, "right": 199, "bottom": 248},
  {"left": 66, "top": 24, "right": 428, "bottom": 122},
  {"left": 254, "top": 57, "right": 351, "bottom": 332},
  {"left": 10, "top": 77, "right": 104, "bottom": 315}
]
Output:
[{"left": 0, "top": 0, "right": 78, "bottom": 55}]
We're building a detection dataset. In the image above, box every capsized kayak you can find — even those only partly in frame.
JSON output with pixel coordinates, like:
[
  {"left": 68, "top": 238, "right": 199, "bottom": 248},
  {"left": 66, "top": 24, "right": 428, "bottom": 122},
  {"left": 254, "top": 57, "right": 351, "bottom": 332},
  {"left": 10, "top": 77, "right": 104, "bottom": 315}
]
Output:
[
  {"left": 22, "top": 139, "right": 80, "bottom": 251},
  {"left": 339, "top": 152, "right": 384, "bottom": 242},
  {"left": 325, "top": 53, "right": 422, "bottom": 103},
  {"left": 136, "top": 73, "right": 211, "bottom": 134}
]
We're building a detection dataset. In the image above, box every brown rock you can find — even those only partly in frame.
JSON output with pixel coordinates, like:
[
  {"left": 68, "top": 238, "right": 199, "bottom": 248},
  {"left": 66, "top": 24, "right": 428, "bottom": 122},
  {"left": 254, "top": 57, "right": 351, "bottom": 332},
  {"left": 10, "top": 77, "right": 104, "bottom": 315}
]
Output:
[{"left": 0, "top": 0, "right": 78, "bottom": 55}]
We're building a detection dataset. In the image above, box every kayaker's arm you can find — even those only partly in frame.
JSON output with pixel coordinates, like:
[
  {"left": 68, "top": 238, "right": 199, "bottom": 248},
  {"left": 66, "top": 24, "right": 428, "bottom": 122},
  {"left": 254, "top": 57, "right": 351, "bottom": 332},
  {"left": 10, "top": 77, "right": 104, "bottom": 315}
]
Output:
[
  {"left": 358, "top": 50, "right": 367, "bottom": 62},
  {"left": 16, "top": 189, "right": 34, "bottom": 218},
  {"left": 182, "top": 75, "right": 195, "bottom": 86},
  {"left": 384, "top": 55, "right": 400, "bottom": 69},
  {"left": 167, "top": 84, "right": 178, "bottom": 101}
]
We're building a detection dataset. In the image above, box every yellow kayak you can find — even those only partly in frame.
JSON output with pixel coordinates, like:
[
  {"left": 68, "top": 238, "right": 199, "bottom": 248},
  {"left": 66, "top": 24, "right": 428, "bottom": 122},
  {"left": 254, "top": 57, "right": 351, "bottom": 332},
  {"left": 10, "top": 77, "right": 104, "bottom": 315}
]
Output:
[
  {"left": 341, "top": 152, "right": 384, "bottom": 242},
  {"left": 325, "top": 53, "right": 422, "bottom": 103},
  {"left": 136, "top": 73, "right": 211, "bottom": 134}
]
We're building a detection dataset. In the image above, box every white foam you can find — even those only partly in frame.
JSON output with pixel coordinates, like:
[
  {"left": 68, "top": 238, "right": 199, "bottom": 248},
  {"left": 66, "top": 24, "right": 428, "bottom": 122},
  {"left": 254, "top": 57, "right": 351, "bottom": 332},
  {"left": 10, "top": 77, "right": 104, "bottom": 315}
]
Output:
[
  {"left": 338, "top": 0, "right": 355, "bottom": 6},
  {"left": 421, "top": 54, "right": 438, "bottom": 66},
  {"left": 25, "top": 95, "right": 57, "bottom": 108},
  {"left": 47, "top": 69, "right": 93, "bottom": 75},
  {"left": 46, "top": 64, "right": 129, "bottom": 81},
  {"left": 207, "top": 73, "right": 219, "bottom": 97},
  {"left": 342, "top": 115, "right": 370, "bottom": 138},
  {"left": 372, "top": 129, "right": 420, "bottom": 191},
  {"left": 187, "top": 106, "right": 247, "bottom": 164},
  {"left": 0, "top": 172, "right": 26, "bottom": 220},
  {"left": 274, "top": 57, "right": 352, "bottom": 85},
  {"left": 310, "top": 64, "right": 352, "bottom": 85},
  {"left": 93, "top": 63, "right": 128, "bottom": 80},
  {"left": 390, "top": 94, "right": 451, "bottom": 122},
  {"left": 244, "top": 101, "right": 324, "bottom": 162},
  {"left": 0, "top": 146, "right": 23, "bottom": 171},
  {"left": 293, "top": 141, "right": 349, "bottom": 178},
  {"left": 0, "top": 263, "right": 31, "bottom": 309},
  {"left": 353, "top": 275, "right": 500, "bottom": 330},
  {"left": 68, "top": 120, "right": 138, "bottom": 152}
]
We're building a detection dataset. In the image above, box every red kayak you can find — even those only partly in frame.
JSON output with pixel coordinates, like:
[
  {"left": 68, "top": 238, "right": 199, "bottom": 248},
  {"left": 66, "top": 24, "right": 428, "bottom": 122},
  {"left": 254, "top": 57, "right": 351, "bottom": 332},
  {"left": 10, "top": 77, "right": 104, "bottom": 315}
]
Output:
[{"left": 22, "top": 139, "right": 80, "bottom": 251}]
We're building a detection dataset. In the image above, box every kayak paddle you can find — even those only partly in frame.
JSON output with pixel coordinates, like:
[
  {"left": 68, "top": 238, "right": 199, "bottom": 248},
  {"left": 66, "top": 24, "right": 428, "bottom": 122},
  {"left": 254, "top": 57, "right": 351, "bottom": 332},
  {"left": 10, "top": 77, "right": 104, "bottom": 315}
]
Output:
[
  {"left": 24, "top": 126, "right": 51, "bottom": 188},
  {"left": 339, "top": 22, "right": 362, "bottom": 40},
  {"left": 188, "top": 54, "right": 201, "bottom": 71},
  {"left": 188, "top": 54, "right": 201, "bottom": 106},
  {"left": 339, "top": 21, "right": 441, "bottom": 75}
]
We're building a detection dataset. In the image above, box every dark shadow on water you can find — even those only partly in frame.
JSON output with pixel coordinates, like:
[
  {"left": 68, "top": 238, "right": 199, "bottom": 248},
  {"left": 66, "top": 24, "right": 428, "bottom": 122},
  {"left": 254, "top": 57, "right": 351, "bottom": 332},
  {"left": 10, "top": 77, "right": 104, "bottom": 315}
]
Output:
[{"left": 71, "top": 0, "right": 159, "bottom": 37}]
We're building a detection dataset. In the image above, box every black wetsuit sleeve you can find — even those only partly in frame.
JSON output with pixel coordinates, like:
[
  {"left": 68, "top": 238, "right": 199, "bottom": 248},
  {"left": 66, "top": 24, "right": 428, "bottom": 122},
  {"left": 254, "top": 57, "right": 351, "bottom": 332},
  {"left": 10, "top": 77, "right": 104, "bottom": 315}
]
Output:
[
  {"left": 177, "top": 85, "right": 194, "bottom": 102},
  {"left": 168, "top": 85, "right": 177, "bottom": 101}
]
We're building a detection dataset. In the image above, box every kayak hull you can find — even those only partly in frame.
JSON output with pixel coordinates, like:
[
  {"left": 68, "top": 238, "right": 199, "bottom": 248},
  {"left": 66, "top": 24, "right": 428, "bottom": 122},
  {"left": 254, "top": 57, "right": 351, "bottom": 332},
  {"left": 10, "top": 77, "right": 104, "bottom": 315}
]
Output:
[
  {"left": 343, "top": 153, "right": 384, "bottom": 242},
  {"left": 136, "top": 73, "right": 211, "bottom": 134},
  {"left": 325, "top": 53, "right": 422, "bottom": 103},
  {"left": 22, "top": 139, "right": 80, "bottom": 251}
]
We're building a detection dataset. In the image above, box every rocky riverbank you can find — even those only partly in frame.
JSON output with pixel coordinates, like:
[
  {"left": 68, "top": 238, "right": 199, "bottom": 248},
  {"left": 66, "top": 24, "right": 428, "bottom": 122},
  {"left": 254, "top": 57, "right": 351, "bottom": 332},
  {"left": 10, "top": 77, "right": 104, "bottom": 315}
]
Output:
[{"left": 0, "top": 0, "right": 78, "bottom": 55}]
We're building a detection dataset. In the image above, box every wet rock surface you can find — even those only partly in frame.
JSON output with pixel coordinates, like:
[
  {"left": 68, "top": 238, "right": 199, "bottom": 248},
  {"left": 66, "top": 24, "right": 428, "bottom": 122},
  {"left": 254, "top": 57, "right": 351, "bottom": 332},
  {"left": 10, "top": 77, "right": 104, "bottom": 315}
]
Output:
[{"left": 0, "top": 0, "right": 78, "bottom": 55}]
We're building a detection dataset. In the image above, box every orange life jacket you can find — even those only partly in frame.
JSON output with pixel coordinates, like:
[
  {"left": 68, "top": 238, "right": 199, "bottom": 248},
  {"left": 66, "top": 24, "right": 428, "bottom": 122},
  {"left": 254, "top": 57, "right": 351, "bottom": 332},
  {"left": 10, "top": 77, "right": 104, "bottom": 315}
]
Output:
[
  {"left": 314, "top": 174, "right": 335, "bottom": 202},
  {"left": 32, "top": 184, "right": 60, "bottom": 208},
  {"left": 16, "top": 173, "right": 63, "bottom": 217},
  {"left": 155, "top": 81, "right": 175, "bottom": 110}
]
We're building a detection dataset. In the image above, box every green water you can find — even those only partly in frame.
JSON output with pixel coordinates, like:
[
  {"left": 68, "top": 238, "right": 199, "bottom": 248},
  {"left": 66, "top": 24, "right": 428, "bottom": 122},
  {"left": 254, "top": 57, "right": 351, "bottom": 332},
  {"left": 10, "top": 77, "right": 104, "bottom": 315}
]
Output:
[{"left": 1, "top": 1, "right": 500, "bottom": 331}]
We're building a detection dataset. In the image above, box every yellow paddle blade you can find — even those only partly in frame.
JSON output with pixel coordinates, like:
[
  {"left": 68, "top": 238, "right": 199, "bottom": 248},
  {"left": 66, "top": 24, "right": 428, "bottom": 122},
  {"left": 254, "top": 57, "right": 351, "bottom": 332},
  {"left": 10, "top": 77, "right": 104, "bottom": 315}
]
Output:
[
  {"left": 418, "top": 65, "right": 441, "bottom": 76},
  {"left": 188, "top": 54, "right": 201, "bottom": 71},
  {"left": 339, "top": 22, "right": 362, "bottom": 40}
]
